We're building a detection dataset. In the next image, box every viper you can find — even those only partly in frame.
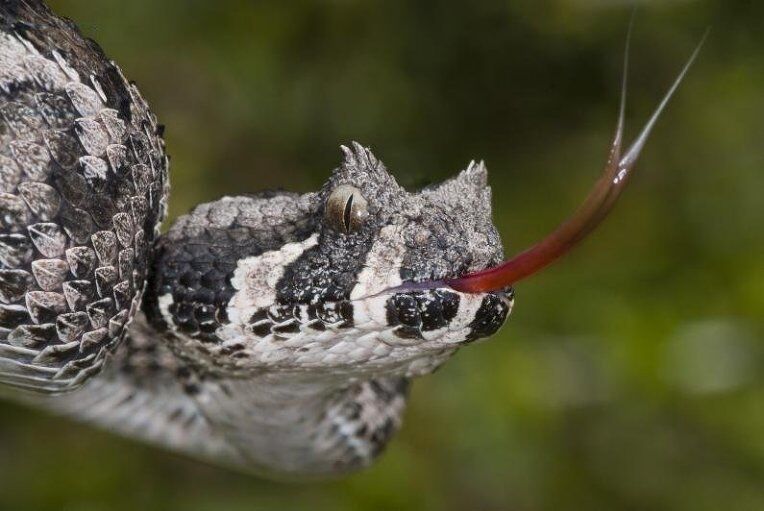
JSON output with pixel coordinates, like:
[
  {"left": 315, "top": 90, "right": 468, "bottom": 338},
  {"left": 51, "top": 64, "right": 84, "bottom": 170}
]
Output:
[{"left": 0, "top": 0, "right": 701, "bottom": 476}]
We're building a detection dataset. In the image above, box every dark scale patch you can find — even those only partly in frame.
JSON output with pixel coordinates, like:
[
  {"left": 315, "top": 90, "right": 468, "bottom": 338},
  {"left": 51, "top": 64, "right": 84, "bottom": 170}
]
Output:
[
  {"left": 343, "top": 401, "right": 362, "bottom": 421},
  {"left": 369, "top": 378, "right": 409, "bottom": 404},
  {"left": 369, "top": 418, "right": 396, "bottom": 458},
  {"left": 310, "top": 301, "right": 348, "bottom": 327},
  {"left": 418, "top": 296, "right": 445, "bottom": 330},
  {"left": 0, "top": 79, "right": 46, "bottom": 104},
  {"left": 247, "top": 310, "right": 273, "bottom": 338},
  {"left": 243, "top": 300, "right": 352, "bottom": 338},
  {"left": 387, "top": 294, "right": 419, "bottom": 327},
  {"left": 248, "top": 309, "right": 269, "bottom": 324},
  {"left": 193, "top": 304, "right": 215, "bottom": 324},
  {"left": 465, "top": 293, "right": 511, "bottom": 343},
  {"left": 307, "top": 320, "right": 326, "bottom": 331},
  {"left": 183, "top": 383, "right": 200, "bottom": 396},
  {"left": 338, "top": 301, "right": 354, "bottom": 328},
  {"left": 147, "top": 239, "right": 240, "bottom": 342},
  {"left": 272, "top": 320, "right": 300, "bottom": 335},
  {"left": 386, "top": 290, "right": 460, "bottom": 340},
  {"left": 434, "top": 289, "right": 459, "bottom": 322},
  {"left": 325, "top": 377, "right": 409, "bottom": 469},
  {"left": 360, "top": 378, "right": 408, "bottom": 460},
  {"left": 145, "top": 194, "right": 317, "bottom": 345},
  {"left": 393, "top": 325, "right": 422, "bottom": 340},
  {"left": 274, "top": 228, "right": 376, "bottom": 306}
]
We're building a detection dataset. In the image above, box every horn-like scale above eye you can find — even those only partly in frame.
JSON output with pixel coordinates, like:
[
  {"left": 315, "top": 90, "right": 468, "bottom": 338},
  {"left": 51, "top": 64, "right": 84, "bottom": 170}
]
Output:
[{"left": 325, "top": 185, "right": 369, "bottom": 233}]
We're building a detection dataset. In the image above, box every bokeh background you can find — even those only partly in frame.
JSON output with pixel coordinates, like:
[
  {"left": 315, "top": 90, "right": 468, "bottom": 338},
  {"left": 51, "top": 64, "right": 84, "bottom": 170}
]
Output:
[{"left": 1, "top": 0, "right": 762, "bottom": 509}]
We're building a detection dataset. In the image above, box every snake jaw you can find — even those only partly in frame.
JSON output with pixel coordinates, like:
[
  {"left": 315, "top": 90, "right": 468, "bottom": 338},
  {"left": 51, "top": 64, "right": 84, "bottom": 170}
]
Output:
[{"left": 447, "top": 31, "right": 706, "bottom": 294}]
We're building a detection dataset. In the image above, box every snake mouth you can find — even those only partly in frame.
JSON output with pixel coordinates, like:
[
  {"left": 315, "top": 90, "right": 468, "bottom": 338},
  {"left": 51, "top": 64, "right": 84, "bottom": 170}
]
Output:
[
  {"left": 361, "top": 276, "right": 511, "bottom": 303},
  {"left": 446, "top": 29, "right": 705, "bottom": 294}
]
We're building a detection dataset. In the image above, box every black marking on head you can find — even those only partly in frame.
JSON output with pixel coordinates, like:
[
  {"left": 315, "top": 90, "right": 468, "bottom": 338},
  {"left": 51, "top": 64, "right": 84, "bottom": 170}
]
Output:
[
  {"left": 435, "top": 289, "right": 459, "bottom": 322},
  {"left": 249, "top": 309, "right": 269, "bottom": 324},
  {"left": 465, "top": 293, "right": 511, "bottom": 343},
  {"left": 386, "top": 290, "right": 461, "bottom": 339},
  {"left": 338, "top": 301, "right": 354, "bottom": 328},
  {"left": 249, "top": 321, "right": 271, "bottom": 338},
  {"left": 272, "top": 321, "right": 300, "bottom": 335},
  {"left": 270, "top": 151, "right": 505, "bottom": 337},
  {"left": 307, "top": 320, "right": 326, "bottom": 331},
  {"left": 388, "top": 294, "right": 419, "bottom": 327},
  {"left": 275, "top": 239, "right": 375, "bottom": 305}
]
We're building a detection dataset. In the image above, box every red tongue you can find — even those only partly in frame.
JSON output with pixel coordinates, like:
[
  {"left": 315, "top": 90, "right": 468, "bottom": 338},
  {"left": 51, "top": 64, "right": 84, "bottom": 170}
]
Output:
[{"left": 447, "top": 30, "right": 706, "bottom": 294}]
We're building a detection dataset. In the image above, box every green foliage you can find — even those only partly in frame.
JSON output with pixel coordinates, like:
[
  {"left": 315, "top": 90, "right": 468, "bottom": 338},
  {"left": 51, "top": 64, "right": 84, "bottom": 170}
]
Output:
[{"left": 1, "top": 1, "right": 761, "bottom": 509}]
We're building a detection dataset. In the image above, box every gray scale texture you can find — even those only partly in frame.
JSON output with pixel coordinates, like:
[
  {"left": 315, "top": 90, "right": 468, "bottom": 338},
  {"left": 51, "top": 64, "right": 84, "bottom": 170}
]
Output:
[{"left": 0, "top": 0, "right": 168, "bottom": 392}]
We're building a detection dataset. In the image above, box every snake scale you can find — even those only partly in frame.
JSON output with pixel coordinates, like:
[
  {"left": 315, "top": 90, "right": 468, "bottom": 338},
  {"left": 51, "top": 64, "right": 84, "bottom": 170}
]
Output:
[{"left": 0, "top": 0, "right": 699, "bottom": 477}]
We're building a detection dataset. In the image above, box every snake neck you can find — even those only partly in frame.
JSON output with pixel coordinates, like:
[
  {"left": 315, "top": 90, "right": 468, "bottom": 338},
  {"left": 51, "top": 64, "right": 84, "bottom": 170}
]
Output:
[{"left": 193, "top": 370, "right": 409, "bottom": 475}]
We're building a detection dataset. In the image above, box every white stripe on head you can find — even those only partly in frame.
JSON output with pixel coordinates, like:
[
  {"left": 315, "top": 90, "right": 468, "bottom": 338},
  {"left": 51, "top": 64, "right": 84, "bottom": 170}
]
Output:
[
  {"left": 349, "top": 225, "right": 405, "bottom": 300},
  {"left": 157, "top": 293, "right": 175, "bottom": 328},
  {"left": 227, "top": 233, "right": 319, "bottom": 325}
]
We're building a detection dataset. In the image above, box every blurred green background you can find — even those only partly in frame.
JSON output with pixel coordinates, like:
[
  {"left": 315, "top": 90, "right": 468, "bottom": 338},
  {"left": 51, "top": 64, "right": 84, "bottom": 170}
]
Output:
[{"left": 1, "top": 0, "right": 762, "bottom": 509}]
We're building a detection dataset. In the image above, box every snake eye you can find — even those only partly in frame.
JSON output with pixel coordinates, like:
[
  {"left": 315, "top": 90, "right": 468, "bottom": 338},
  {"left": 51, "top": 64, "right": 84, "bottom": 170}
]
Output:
[{"left": 325, "top": 185, "right": 368, "bottom": 233}]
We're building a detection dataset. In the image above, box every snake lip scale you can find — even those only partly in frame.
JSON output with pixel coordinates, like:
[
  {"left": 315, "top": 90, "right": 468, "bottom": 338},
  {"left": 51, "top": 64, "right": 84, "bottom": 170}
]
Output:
[{"left": 0, "top": 0, "right": 700, "bottom": 476}]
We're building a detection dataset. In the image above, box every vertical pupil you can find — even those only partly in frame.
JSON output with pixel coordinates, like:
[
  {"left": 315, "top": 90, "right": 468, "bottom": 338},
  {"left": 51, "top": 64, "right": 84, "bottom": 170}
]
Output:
[{"left": 343, "top": 194, "right": 355, "bottom": 232}]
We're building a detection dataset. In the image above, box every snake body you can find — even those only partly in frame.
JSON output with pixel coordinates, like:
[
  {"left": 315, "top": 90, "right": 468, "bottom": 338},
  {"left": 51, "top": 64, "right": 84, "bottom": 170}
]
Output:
[{"left": 0, "top": 0, "right": 512, "bottom": 476}]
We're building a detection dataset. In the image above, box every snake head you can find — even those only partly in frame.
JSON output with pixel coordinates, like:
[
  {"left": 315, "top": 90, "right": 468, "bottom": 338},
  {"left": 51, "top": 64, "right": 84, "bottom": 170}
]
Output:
[
  {"left": 254, "top": 142, "right": 513, "bottom": 375},
  {"left": 149, "top": 142, "right": 512, "bottom": 378}
]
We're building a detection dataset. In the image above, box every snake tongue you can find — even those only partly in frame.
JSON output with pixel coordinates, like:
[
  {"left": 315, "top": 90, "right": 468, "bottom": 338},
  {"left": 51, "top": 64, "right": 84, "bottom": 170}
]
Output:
[{"left": 447, "top": 31, "right": 706, "bottom": 294}]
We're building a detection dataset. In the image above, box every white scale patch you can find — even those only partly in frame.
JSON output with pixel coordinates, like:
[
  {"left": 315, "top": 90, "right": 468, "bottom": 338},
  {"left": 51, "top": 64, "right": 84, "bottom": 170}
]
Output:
[
  {"left": 157, "top": 293, "right": 175, "bottom": 328},
  {"left": 441, "top": 292, "right": 488, "bottom": 343},
  {"left": 349, "top": 224, "right": 404, "bottom": 300},
  {"left": 0, "top": 32, "right": 71, "bottom": 92},
  {"left": 348, "top": 224, "right": 407, "bottom": 331},
  {"left": 347, "top": 223, "right": 493, "bottom": 347},
  {"left": 226, "top": 234, "right": 319, "bottom": 327}
]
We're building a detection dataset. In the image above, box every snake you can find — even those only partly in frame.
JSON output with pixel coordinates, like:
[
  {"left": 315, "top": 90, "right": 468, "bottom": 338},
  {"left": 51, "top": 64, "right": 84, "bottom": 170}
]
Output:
[{"left": 0, "top": 0, "right": 701, "bottom": 477}]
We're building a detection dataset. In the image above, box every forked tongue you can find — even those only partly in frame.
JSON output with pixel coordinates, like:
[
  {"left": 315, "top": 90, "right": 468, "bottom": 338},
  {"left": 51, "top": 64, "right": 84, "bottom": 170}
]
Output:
[{"left": 447, "top": 30, "right": 707, "bottom": 294}]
